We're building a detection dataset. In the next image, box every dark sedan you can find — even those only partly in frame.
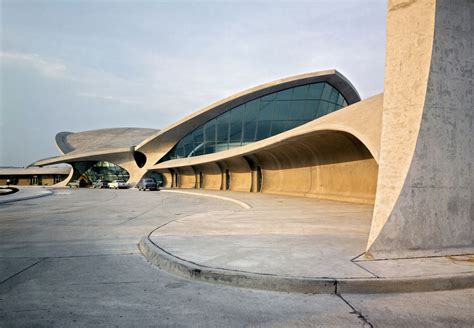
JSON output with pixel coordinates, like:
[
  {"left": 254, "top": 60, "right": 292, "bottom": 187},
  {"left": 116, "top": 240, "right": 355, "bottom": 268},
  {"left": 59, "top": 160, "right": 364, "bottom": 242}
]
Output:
[{"left": 137, "top": 178, "right": 158, "bottom": 191}]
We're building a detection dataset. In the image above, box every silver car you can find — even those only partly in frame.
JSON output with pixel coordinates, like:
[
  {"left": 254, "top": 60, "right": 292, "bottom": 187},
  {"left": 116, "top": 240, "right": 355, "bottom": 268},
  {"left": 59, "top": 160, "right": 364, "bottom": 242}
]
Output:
[{"left": 108, "top": 180, "right": 129, "bottom": 189}]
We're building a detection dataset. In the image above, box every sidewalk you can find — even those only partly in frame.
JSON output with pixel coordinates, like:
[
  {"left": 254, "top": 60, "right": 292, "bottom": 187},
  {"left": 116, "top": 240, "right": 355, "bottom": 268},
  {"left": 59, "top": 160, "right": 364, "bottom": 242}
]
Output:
[
  {"left": 141, "top": 189, "right": 474, "bottom": 294},
  {"left": 0, "top": 186, "right": 53, "bottom": 204}
]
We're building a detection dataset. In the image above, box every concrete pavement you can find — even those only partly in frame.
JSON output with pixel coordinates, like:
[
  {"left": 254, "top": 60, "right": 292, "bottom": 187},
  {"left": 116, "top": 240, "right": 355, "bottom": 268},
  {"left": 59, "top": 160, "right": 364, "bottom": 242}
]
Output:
[
  {"left": 1, "top": 188, "right": 473, "bottom": 327},
  {"left": 144, "top": 189, "right": 474, "bottom": 294},
  {"left": 0, "top": 186, "right": 53, "bottom": 204}
]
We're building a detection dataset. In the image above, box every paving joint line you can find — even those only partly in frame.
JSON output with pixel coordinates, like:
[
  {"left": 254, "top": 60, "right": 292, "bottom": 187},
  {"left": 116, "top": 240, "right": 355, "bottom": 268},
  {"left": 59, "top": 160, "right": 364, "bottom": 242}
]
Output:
[
  {"left": 336, "top": 293, "right": 374, "bottom": 328},
  {"left": 48, "top": 253, "right": 139, "bottom": 259},
  {"left": 0, "top": 253, "right": 139, "bottom": 260},
  {"left": 354, "top": 252, "right": 474, "bottom": 262},
  {"left": 350, "top": 252, "right": 380, "bottom": 278},
  {"left": 119, "top": 196, "right": 164, "bottom": 225},
  {"left": 0, "top": 257, "right": 48, "bottom": 285}
]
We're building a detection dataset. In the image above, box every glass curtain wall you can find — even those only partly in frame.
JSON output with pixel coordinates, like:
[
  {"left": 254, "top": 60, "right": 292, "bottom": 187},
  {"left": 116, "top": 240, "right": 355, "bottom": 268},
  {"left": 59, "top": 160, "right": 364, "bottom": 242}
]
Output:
[
  {"left": 81, "top": 161, "right": 129, "bottom": 183},
  {"left": 160, "top": 82, "right": 347, "bottom": 162}
]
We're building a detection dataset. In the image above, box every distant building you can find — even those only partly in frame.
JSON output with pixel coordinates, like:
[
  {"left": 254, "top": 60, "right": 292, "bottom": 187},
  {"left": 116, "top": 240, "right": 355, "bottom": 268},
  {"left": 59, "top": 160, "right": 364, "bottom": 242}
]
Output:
[{"left": 0, "top": 166, "right": 71, "bottom": 186}]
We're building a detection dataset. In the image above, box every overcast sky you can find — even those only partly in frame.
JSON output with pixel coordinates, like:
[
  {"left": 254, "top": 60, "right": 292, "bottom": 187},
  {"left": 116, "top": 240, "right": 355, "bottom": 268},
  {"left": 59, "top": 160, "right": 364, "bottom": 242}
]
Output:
[{"left": 0, "top": 0, "right": 386, "bottom": 167}]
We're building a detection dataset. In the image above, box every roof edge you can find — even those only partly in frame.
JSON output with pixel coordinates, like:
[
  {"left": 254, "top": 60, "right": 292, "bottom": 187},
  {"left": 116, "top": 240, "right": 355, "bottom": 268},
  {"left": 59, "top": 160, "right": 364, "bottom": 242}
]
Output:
[
  {"left": 32, "top": 148, "right": 132, "bottom": 167},
  {"left": 55, "top": 131, "right": 74, "bottom": 154},
  {"left": 136, "top": 70, "right": 360, "bottom": 151}
]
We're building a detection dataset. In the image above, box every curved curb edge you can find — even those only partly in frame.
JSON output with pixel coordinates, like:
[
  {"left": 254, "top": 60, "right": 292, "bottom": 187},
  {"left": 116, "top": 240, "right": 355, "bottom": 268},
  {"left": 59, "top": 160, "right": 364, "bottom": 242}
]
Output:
[
  {"left": 0, "top": 189, "right": 54, "bottom": 205},
  {"left": 160, "top": 190, "right": 252, "bottom": 209},
  {"left": 139, "top": 237, "right": 474, "bottom": 294},
  {"left": 139, "top": 237, "right": 335, "bottom": 294}
]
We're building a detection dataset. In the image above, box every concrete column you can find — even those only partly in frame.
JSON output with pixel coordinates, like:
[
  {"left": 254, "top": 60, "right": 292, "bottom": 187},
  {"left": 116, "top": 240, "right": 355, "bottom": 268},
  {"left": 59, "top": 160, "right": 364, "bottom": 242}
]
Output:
[{"left": 368, "top": 0, "right": 473, "bottom": 258}]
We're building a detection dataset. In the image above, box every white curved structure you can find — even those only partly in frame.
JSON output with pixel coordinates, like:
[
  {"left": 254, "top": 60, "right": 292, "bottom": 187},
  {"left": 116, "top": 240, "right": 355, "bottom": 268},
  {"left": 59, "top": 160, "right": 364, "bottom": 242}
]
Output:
[{"left": 30, "top": 0, "right": 473, "bottom": 260}]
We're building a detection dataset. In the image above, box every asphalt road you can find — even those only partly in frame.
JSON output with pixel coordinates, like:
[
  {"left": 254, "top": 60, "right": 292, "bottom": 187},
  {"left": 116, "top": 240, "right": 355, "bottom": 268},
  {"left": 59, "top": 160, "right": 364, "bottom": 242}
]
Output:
[{"left": 0, "top": 189, "right": 472, "bottom": 327}]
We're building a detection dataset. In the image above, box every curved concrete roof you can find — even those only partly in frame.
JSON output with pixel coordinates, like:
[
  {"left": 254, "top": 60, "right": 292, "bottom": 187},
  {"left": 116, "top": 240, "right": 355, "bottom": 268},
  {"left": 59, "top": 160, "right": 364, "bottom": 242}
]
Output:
[
  {"left": 32, "top": 127, "right": 158, "bottom": 168},
  {"left": 56, "top": 127, "right": 158, "bottom": 155},
  {"left": 136, "top": 70, "right": 361, "bottom": 166},
  {"left": 33, "top": 148, "right": 132, "bottom": 167},
  {"left": 152, "top": 93, "right": 383, "bottom": 170}
]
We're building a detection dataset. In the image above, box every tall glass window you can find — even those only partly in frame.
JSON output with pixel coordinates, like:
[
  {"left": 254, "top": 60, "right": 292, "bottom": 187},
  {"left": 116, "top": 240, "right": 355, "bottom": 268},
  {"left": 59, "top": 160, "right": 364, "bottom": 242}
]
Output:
[
  {"left": 160, "top": 82, "right": 348, "bottom": 162},
  {"left": 81, "top": 161, "right": 129, "bottom": 183}
]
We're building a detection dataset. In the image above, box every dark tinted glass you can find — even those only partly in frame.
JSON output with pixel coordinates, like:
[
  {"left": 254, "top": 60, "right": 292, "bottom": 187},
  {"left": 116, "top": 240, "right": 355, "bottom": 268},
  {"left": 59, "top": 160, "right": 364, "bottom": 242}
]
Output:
[
  {"left": 289, "top": 101, "right": 306, "bottom": 120},
  {"left": 259, "top": 102, "right": 274, "bottom": 120},
  {"left": 308, "top": 83, "right": 324, "bottom": 99},
  {"left": 292, "top": 85, "right": 308, "bottom": 100},
  {"left": 321, "top": 83, "right": 332, "bottom": 100},
  {"left": 229, "top": 106, "right": 243, "bottom": 144},
  {"left": 244, "top": 100, "right": 259, "bottom": 121},
  {"left": 329, "top": 87, "right": 339, "bottom": 103},
  {"left": 243, "top": 120, "right": 257, "bottom": 142},
  {"left": 285, "top": 120, "right": 307, "bottom": 130},
  {"left": 216, "top": 122, "right": 229, "bottom": 143},
  {"left": 317, "top": 101, "right": 330, "bottom": 116},
  {"left": 304, "top": 100, "right": 319, "bottom": 120},
  {"left": 276, "top": 88, "right": 292, "bottom": 100},
  {"left": 159, "top": 81, "right": 348, "bottom": 162},
  {"left": 270, "top": 121, "right": 286, "bottom": 135},
  {"left": 204, "top": 121, "right": 216, "bottom": 144},
  {"left": 256, "top": 120, "right": 271, "bottom": 140},
  {"left": 273, "top": 101, "right": 290, "bottom": 120},
  {"left": 193, "top": 126, "right": 203, "bottom": 144},
  {"left": 337, "top": 93, "right": 345, "bottom": 106}
]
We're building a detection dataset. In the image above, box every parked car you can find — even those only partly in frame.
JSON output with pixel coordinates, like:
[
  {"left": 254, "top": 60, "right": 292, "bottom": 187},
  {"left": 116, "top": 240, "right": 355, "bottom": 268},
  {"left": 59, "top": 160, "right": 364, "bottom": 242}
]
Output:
[
  {"left": 108, "top": 180, "right": 129, "bottom": 189},
  {"left": 137, "top": 178, "right": 158, "bottom": 191},
  {"left": 93, "top": 180, "right": 109, "bottom": 189},
  {"left": 68, "top": 180, "right": 80, "bottom": 188}
]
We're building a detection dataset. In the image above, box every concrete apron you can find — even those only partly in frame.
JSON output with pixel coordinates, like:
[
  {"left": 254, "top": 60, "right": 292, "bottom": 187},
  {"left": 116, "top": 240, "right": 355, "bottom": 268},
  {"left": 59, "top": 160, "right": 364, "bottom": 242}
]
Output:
[
  {"left": 140, "top": 190, "right": 474, "bottom": 294},
  {"left": 0, "top": 187, "right": 53, "bottom": 204},
  {"left": 140, "top": 238, "right": 474, "bottom": 294}
]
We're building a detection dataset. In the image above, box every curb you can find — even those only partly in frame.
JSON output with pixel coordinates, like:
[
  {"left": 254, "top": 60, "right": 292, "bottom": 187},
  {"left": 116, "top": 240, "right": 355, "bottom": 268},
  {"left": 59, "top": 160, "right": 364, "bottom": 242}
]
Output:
[
  {"left": 0, "top": 189, "right": 54, "bottom": 204},
  {"left": 140, "top": 237, "right": 474, "bottom": 294},
  {"left": 139, "top": 237, "right": 335, "bottom": 294},
  {"left": 160, "top": 189, "right": 252, "bottom": 209}
]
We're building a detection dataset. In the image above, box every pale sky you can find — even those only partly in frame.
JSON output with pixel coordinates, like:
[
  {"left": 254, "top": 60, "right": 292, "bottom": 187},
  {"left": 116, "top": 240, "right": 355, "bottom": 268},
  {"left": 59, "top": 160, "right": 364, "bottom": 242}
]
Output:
[{"left": 0, "top": 0, "right": 387, "bottom": 167}]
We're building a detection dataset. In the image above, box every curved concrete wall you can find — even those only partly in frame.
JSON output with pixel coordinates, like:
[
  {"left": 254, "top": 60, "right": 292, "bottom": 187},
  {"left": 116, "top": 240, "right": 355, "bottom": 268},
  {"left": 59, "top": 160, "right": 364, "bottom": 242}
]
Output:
[
  {"left": 255, "top": 132, "right": 378, "bottom": 204},
  {"left": 177, "top": 166, "right": 196, "bottom": 189},
  {"left": 51, "top": 166, "right": 75, "bottom": 187},
  {"left": 195, "top": 162, "right": 222, "bottom": 190},
  {"left": 154, "top": 169, "right": 173, "bottom": 188},
  {"left": 34, "top": 71, "right": 370, "bottom": 190},
  {"left": 35, "top": 151, "right": 148, "bottom": 187},
  {"left": 136, "top": 70, "right": 361, "bottom": 169},
  {"left": 157, "top": 130, "right": 378, "bottom": 204},
  {"left": 152, "top": 94, "right": 382, "bottom": 204},
  {"left": 219, "top": 157, "right": 252, "bottom": 192}
]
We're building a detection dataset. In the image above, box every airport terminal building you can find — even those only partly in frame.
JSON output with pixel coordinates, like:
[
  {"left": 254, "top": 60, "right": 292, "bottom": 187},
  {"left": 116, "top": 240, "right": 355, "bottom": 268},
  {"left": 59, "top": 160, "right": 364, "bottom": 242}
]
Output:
[{"left": 2, "top": 1, "right": 472, "bottom": 260}]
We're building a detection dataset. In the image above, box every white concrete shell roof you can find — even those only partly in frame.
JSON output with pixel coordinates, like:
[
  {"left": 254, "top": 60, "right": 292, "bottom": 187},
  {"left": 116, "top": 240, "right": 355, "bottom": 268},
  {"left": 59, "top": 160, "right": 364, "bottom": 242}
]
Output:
[
  {"left": 33, "top": 127, "right": 158, "bottom": 166},
  {"left": 152, "top": 93, "right": 383, "bottom": 170},
  {"left": 56, "top": 128, "right": 158, "bottom": 155},
  {"left": 33, "top": 70, "right": 359, "bottom": 170},
  {"left": 136, "top": 69, "right": 361, "bottom": 166}
]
